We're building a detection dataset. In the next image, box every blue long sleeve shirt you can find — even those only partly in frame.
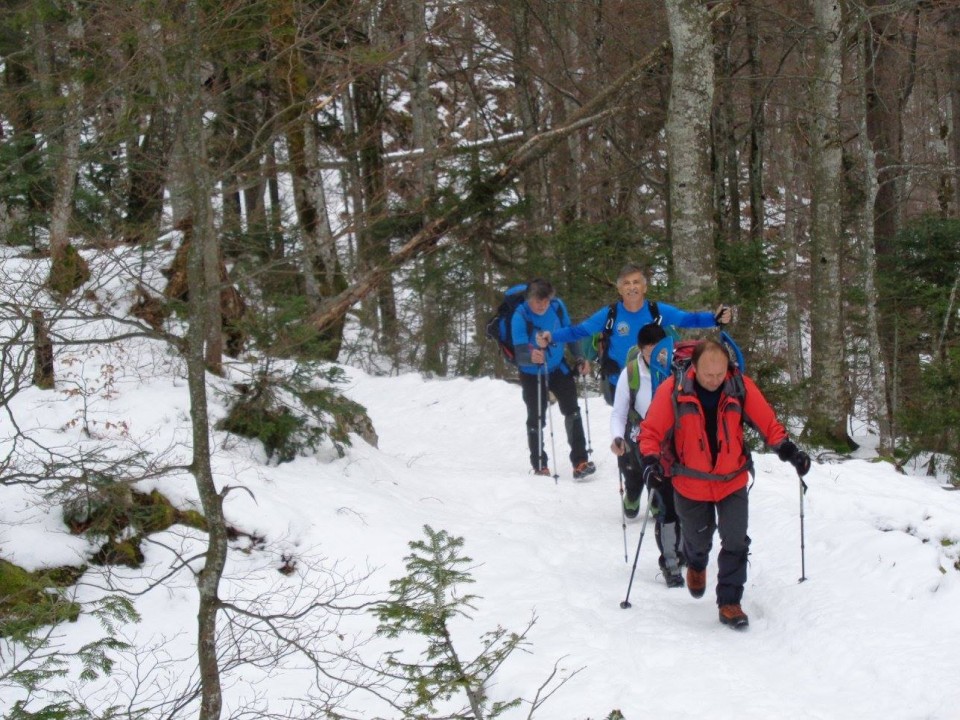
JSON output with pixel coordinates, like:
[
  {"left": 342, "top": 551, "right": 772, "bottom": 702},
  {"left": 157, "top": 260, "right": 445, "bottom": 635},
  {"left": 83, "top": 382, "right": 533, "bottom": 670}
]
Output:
[
  {"left": 549, "top": 299, "right": 717, "bottom": 385},
  {"left": 511, "top": 298, "right": 579, "bottom": 375}
]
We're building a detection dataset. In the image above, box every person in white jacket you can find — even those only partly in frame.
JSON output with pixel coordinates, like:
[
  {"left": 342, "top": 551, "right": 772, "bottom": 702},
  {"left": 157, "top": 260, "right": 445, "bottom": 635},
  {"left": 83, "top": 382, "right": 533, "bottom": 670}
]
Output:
[{"left": 609, "top": 322, "right": 684, "bottom": 588}]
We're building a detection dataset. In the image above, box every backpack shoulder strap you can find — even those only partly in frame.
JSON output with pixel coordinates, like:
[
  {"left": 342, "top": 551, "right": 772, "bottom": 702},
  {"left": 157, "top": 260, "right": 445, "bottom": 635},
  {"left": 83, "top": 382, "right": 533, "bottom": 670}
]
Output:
[
  {"left": 602, "top": 301, "right": 618, "bottom": 337},
  {"left": 552, "top": 298, "right": 570, "bottom": 326},
  {"left": 625, "top": 347, "right": 642, "bottom": 422},
  {"left": 648, "top": 300, "right": 661, "bottom": 325}
]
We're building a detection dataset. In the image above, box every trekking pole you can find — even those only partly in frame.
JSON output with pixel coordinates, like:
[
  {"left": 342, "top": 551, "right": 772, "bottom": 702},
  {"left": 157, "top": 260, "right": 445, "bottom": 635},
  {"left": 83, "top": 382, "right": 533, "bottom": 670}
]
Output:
[
  {"left": 545, "top": 385, "right": 560, "bottom": 484},
  {"left": 798, "top": 471, "right": 809, "bottom": 583},
  {"left": 536, "top": 364, "right": 545, "bottom": 474},
  {"left": 581, "top": 374, "right": 593, "bottom": 455},
  {"left": 617, "top": 461, "right": 628, "bottom": 563},
  {"left": 619, "top": 495, "right": 653, "bottom": 608}
]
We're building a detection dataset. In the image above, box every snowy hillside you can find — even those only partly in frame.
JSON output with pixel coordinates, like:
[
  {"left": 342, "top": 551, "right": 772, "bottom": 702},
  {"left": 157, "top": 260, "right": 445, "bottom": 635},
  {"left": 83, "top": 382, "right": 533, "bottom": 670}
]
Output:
[{"left": 1, "top": 333, "right": 959, "bottom": 718}]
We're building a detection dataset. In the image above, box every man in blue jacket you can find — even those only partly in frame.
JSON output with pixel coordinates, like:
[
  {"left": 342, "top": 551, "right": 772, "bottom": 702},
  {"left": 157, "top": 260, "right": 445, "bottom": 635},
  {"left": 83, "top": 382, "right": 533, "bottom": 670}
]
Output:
[
  {"left": 513, "top": 279, "right": 595, "bottom": 479},
  {"left": 537, "top": 263, "right": 731, "bottom": 404}
]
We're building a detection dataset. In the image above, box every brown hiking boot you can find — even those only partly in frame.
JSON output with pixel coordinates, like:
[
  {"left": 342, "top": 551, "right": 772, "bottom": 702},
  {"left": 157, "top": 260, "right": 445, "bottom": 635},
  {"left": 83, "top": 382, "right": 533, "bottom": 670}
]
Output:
[
  {"left": 533, "top": 466, "right": 551, "bottom": 477},
  {"left": 686, "top": 567, "right": 706, "bottom": 599},
  {"left": 718, "top": 604, "right": 749, "bottom": 629},
  {"left": 572, "top": 460, "right": 596, "bottom": 479}
]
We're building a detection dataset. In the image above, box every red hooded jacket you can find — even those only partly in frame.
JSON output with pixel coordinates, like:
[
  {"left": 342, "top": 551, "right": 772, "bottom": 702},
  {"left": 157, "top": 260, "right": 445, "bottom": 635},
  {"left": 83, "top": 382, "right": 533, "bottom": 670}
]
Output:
[{"left": 638, "top": 367, "right": 788, "bottom": 502}]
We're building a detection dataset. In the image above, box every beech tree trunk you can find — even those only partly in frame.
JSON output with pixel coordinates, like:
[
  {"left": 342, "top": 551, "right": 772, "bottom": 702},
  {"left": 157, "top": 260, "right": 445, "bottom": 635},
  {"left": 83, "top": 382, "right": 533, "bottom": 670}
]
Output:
[
  {"left": 806, "top": 0, "right": 855, "bottom": 450},
  {"left": 780, "top": 118, "right": 804, "bottom": 385},
  {"left": 45, "top": 9, "right": 90, "bottom": 298},
  {"left": 855, "top": 22, "right": 893, "bottom": 454},
  {"left": 665, "top": 0, "right": 717, "bottom": 298}
]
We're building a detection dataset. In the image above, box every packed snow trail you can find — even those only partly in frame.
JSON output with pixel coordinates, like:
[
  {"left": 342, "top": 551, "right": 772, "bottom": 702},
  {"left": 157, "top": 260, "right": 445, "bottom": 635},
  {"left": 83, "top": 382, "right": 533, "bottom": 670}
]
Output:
[{"left": 337, "top": 370, "right": 960, "bottom": 719}]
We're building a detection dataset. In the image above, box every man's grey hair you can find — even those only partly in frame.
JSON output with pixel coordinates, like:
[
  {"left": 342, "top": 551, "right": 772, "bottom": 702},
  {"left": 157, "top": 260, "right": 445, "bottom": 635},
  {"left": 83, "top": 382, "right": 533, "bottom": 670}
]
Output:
[
  {"left": 526, "top": 278, "right": 554, "bottom": 300},
  {"left": 617, "top": 263, "right": 647, "bottom": 281}
]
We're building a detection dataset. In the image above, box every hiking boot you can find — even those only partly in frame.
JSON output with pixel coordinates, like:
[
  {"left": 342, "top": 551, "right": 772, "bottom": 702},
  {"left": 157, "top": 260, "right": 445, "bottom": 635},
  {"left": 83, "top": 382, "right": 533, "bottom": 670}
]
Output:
[
  {"left": 622, "top": 495, "right": 641, "bottom": 519},
  {"left": 532, "top": 466, "right": 551, "bottom": 477},
  {"left": 718, "top": 604, "right": 749, "bottom": 629},
  {"left": 686, "top": 567, "right": 706, "bottom": 599},
  {"left": 572, "top": 460, "right": 596, "bottom": 479},
  {"left": 663, "top": 567, "right": 685, "bottom": 588}
]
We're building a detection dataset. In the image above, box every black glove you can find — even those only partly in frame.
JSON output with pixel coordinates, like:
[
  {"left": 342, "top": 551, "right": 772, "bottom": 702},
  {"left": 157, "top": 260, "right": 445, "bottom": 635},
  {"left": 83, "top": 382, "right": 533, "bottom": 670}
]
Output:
[
  {"left": 777, "top": 440, "right": 811, "bottom": 477},
  {"left": 641, "top": 455, "right": 664, "bottom": 492}
]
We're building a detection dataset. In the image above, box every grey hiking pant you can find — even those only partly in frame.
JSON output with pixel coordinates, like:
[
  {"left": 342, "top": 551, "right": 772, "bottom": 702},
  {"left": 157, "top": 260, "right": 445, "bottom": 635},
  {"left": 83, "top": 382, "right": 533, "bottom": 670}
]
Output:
[{"left": 674, "top": 487, "right": 751, "bottom": 606}]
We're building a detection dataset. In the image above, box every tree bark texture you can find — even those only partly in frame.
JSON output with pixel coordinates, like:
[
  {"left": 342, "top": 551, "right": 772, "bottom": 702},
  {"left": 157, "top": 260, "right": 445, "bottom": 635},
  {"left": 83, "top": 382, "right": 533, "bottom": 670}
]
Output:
[
  {"left": 855, "top": 22, "right": 892, "bottom": 454},
  {"left": 665, "top": 0, "right": 718, "bottom": 298},
  {"left": 180, "top": 2, "right": 228, "bottom": 716},
  {"left": 31, "top": 310, "right": 54, "bottom": 390},
  {"left": 865, "top": 2, "right": 918, "bottom": 432},
  {"left": 807, "top": 0, "right": 855, "bottom": 449}
]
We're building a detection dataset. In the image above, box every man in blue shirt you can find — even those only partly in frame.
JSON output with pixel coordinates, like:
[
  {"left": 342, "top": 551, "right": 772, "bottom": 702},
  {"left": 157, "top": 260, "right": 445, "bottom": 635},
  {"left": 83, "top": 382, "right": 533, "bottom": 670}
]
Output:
[
  {"left": 537, "top": 263, "right": 731, "bottom": 404},
  {"left": 512, "top": 279, "right": 595, "bottom": 479}
]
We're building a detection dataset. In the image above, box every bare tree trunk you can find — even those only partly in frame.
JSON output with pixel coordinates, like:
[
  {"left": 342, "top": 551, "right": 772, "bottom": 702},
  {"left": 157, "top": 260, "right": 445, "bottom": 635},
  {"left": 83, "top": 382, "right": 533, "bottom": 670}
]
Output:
[
  {"left": 45, "top": 9, "right": 90, "bottom": 297},
  {"left": 745, "top": 0, "right": 765, "bottom": 250},
  {"left": 180, "top": 2, "right": 227, "bottom": 716},
  {"left": 740, "top": 0, "right": 767, "bottom": 340},
  {"left": 806, "top": 0, "right": 855, "bottom": 450},
  {"left": 866, "top": 2, "right": 918, "bottom": 437},
  {"left": 508, "top": 0, "right": 550, "bottom": 234},
  {"left": 31, "top": 310, "right": 54, "bottom": 390},
  {"left": 781, "top": 114, "right": 804, "bottom": 385},
  {"left": 713, "top": 13, "right": 741, "bottom": 250},
  {"left": 404, "top": 0, "right": 447, "bottom": 375},
  {"left": 186, "top": 219, "right": 228, "bottom": 720},
  {"left": 665, "top": 0, "right": 717, "bottom": 298},
  {"left": 855, "top": 21, "right": 893, "bottom": 454},
  {"left": 545, "top": 2, "right": 582, "bottom": 225},
  {"left": 202, "top": 215, "right": 223, "bottom": 374},
  {"left": 353, "top": 69, "right": 398, "bottom": 354},
  {"left": 946, "top": 6, "right": 960, "bottom": 216}
]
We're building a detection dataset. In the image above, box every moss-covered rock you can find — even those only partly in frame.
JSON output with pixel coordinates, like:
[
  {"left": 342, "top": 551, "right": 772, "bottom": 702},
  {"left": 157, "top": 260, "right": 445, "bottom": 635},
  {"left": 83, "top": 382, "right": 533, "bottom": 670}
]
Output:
[
  {"left": 0, "top": 559, "right": 83, "bottom": 637},
  {"left": 91, "top": 538, "right": 144, "bottom": 568}
]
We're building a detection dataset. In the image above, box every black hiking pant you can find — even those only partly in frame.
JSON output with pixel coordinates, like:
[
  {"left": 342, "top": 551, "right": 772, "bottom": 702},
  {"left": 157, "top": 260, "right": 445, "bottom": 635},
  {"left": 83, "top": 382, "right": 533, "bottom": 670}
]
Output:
[
  {"left": 519, "top": 366, "right": 587, "bottom": 471},
  {"left": 674, "top": 487, "right": 750, "bottom": 606},
  {"left": 622, "top": 437, "right": 682, "bottom": 570}
]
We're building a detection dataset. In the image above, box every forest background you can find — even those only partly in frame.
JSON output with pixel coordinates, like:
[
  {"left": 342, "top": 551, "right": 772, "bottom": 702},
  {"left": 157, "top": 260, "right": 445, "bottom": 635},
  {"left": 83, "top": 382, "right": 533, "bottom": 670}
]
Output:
[
  {"left": 4, "top": 0, "right": 960, "bottom": 464},
  {"left": 4, "top": 0, "right": 960, "bottom": 717}
]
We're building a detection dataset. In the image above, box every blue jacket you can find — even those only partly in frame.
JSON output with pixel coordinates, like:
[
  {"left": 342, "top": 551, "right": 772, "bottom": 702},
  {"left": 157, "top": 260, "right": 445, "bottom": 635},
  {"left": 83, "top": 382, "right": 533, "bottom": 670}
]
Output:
[
  {"left": 549, "top": 299, "right": 717, "bottom": 385},
  {"left": 511, "top": 298, "right": 579, "bottom": 375}
]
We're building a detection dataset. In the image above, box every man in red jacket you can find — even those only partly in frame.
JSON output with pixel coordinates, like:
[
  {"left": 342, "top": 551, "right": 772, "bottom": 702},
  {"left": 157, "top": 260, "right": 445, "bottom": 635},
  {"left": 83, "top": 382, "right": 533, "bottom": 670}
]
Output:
[{"left": 638, "top": 339, "right": 811, "bottom": 629}]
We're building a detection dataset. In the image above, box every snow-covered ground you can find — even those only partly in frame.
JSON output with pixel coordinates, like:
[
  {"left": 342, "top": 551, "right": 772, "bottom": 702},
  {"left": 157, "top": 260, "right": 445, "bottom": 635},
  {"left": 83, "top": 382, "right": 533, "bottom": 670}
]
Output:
[{"left": 2, "top": 332, "right": 959, "bottom": 719}]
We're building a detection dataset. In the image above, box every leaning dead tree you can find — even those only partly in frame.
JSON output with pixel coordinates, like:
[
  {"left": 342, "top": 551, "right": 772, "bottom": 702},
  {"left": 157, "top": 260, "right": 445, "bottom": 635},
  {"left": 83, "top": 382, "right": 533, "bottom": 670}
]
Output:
[{"left": 307, "top": 2, "right": 732, "bottom": 334}]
